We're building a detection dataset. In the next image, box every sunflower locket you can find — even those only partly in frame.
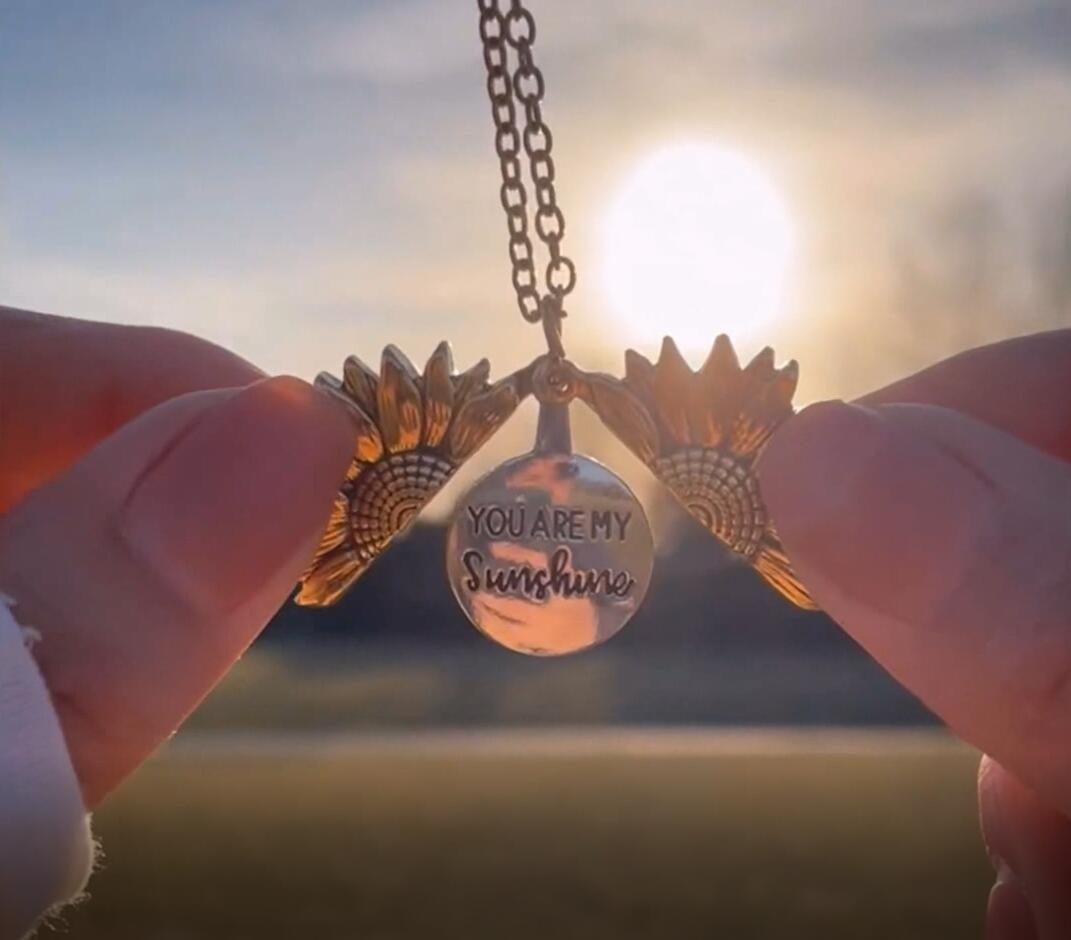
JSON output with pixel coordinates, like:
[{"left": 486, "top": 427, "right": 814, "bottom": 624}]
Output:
[
  {"left": 446, "top": 356, "right": 653, "bottom": 656},
  {"left": 295, "top": 1, "right": 816, "bottom": 655}
]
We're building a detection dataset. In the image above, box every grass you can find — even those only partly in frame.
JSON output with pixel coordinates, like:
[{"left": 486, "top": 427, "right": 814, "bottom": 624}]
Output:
[{"left": 51, "top": 733, "right": 990, "bottom": 939}]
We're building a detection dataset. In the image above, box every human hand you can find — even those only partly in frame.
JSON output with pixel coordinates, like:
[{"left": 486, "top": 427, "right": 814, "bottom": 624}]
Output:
[
  {"left": 0, "top": 307, "right": 354, "bottom": 806},
  {"left": 758, "top": 330, "right": 1071, "bottom": 939}
]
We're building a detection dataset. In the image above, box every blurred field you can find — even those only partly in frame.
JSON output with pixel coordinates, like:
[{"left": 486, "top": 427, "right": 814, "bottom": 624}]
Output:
[
  {"left": 178, "top": 645, "right": 934, "bottom": 730},
  {"left": 52, "top": 730, "right": 990, "bottom": 940}
]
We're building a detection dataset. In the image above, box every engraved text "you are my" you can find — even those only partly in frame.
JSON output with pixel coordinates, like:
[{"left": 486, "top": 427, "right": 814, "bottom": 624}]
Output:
[{"left": 466, "top": 505, "right": 631, "bottom": 542}]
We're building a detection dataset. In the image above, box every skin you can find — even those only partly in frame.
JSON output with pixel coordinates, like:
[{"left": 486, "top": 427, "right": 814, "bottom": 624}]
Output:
[
  {"left": 759, "top": 329, "right": 1071, "bottom": 940},
  {"left": 0, "top": 306, "right": 355, "bottom": 805},
  {"left": 1, "top": 305, "right": 1068, "bottom": 936}
]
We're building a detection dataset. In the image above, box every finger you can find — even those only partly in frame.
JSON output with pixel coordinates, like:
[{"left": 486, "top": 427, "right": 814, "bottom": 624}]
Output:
[
  {"left": 0, "top": 306, "right": 262, "bottom": 512},
  {"left": 986, "top": 876, "right": 1038, "bottom": 940},
  {"left": 759, "top": 401, "right": 1071, "bottom": 814},
  {"left": 979, "top": 756, "right": 1071, "bottom": 939},
  {"left": 0, "top": 376, "right": 354, "bottom": 806},
  {"left": 860, "top": 329, "right": 1071, "bottom": 462}
]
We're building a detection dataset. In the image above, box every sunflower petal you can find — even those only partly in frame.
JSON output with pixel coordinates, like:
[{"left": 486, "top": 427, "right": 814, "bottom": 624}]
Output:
[
  {"left": 768, "top": 359, "right": 799, "bottom": 409},
  {"left": 691, "top": 335, "right": 744, "bottom": 447},
  {"left": 296, "top": 547, "right": 367, "bottom": 607},
  {"left": 422, "top": 341, "right": 455, "bottom": 448},
  {"left": 623, "top": 348, "right": 656, "bottom": 400},
  {"left": 651, "top": 336, "right": 693, "bottom": 445},
  {"left": 688, "top": 336, "right": 729, "bottom": 447},
  {"left": 342, "top": 355, "right": 380, "bottom": 420},
  {"left": 730, "top": 416, "right": 774, "bottom": 457},
  {"left": 303, "top": 492, "right": 351, "bottom": 576},
  {"left": 452, "top": 357, "right": 491, "bottom": 403},
  {"left": 314, "top": 371, "right": 344, "bottom": 396},
  {"left": 347, "top": 406, "right": 385, "bottom": 464},
  {"left": 378, "top": 346, "right": 423, "bottom": 453},
  {"left": 745, "top": 346, "right": 776, "bottom": 381},
  {"left": 753, "top": 537, "right": 817, "bottom": 610},
  {"left": 575, "top": 372, "right": 660, "bottom": 465},
  {"left": 728, "top": 349, "right": 795, "bottom": 457},
  {"left": 314, "top": 373, "right": 385, "bottom": 464},
  {"left": 448, "top": 377, "right": 520, "bottom": 461},
  {"left": 699, "top": 334, "right": 740, "bottom": 380}
]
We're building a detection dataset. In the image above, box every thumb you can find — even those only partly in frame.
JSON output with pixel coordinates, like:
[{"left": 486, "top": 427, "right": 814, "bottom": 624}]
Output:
[
  {"left": 0, "top": 377, "right": 354, "bottom": 806},
  {"left": 979, "top": 756, "right": 1071, "bottom": 939},
  {"left": 759, "top": 401, "right": 1071, "bottom": 815}
]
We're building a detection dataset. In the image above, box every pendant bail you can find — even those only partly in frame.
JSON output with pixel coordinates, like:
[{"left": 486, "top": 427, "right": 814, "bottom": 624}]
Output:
[
  {"left": 530, "top": 345, "right": 576, "bottom": 455},
  {"left": 535, "top": 401, "right": 571, "bottom": 454}
]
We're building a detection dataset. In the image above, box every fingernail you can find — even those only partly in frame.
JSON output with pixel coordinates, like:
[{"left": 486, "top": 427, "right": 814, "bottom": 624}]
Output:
[
  {"left": 757, "top": 400, "right": 993, "bottom": 625},
  {"left": 986, "top": 864, "right": 1037, "bottom": 940},
  {"left": 121, "top": 376, "right": 354, "bottom": 614}
]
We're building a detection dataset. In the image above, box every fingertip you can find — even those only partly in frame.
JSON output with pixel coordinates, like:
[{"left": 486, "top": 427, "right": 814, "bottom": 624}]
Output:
[
  {"left": 131, "top": 324, "right": 265, "bottom": 387},
  {"left": 758, "top": 400, "right": 892, "bottom": 563},
  {"left": 978, "top": 759, "right": 1071, "bottom": 939},
  {"left": 986, "top": 875, "right": 1037, "bottom": 940},
  {"left": 762, "top": 398, "right": 882, "bottom": 469},
  {"left": 119, "top": 375, "right": 355, "bottom": 618},
  {"left": 759, "top": 397, "right": 1010, "bottom": 630},
  {"left": 244, "top": 375, "right": 356, "bottom": 479},
  {"left": 979, "top": 755, "right": 1014, "bottom": 869},
  {"left": 0, "top": 373, "right": 363, "bottom": 801},
  {"left": 255, "top": 373, "right": 320, "bottom": 407}
]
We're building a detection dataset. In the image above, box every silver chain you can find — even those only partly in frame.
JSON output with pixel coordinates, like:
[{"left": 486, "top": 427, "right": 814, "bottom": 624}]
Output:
[{"left": 477, "top": 0, "right": 575, "bottom": 357}]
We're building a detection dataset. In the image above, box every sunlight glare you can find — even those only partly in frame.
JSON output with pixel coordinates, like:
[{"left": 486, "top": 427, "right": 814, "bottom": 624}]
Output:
[{"left": 599, "top": 142, "right": 795, "bottom": 353}]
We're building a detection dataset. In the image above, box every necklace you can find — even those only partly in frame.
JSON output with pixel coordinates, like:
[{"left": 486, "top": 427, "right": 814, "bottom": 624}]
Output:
[{"left": 297, "top": 0, "right": 815, "bottom": 655}]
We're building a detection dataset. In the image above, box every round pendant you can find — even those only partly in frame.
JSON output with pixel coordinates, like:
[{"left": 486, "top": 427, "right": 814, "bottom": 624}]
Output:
[{"left": 446, "top": 451, "right": 653, "bottom": 656}]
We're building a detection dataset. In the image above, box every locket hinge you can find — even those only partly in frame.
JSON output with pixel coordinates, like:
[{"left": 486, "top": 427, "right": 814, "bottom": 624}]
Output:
[{"left": 530, "top": 353, "right": 576, "bottom": 455}]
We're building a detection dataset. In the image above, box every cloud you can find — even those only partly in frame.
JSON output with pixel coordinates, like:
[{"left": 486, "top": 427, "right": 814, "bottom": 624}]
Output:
[
  {"left": 226, "top": 0, "right": 1069, "bottom": 97},
  {"left": 225, "top": 0, "right": 476, "bottom": 84},
  {"left": 2, "top": 0, "right": 1069, "bottom": 407}
]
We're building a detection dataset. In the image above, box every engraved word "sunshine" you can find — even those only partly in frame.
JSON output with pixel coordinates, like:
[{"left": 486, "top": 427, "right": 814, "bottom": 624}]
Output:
[{"left": 461, "top": 546, "right": 636, "bottom": 601}]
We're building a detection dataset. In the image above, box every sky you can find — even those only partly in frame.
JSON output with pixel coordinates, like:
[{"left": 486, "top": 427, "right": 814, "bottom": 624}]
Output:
[{"left": 2, "top": 0, "right": 1069, "bottom": 506}]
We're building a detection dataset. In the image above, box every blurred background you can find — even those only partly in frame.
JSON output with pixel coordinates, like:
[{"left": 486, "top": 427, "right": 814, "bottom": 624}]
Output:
[{"left": 2, "top": 0, "right": 1069, "bottom": 937}]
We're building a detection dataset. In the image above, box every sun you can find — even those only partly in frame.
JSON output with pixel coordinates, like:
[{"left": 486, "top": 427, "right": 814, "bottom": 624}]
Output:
[{"left": 599, "top": 141, "right": 796, "bottom": 354}]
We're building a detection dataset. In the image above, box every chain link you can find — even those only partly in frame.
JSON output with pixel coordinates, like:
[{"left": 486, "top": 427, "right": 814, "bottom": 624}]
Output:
[{"left": 478, "top": 0, "right": 575, "bottom": 350}]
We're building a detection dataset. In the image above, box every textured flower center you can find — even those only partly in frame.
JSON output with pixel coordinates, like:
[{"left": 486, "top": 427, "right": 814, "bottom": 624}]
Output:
[
  {"left": 653, "top": 448, "right": 765, "bottom": 558},
  {"left": 349, "top": 452, "right": 455, "bottom": 562}
]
